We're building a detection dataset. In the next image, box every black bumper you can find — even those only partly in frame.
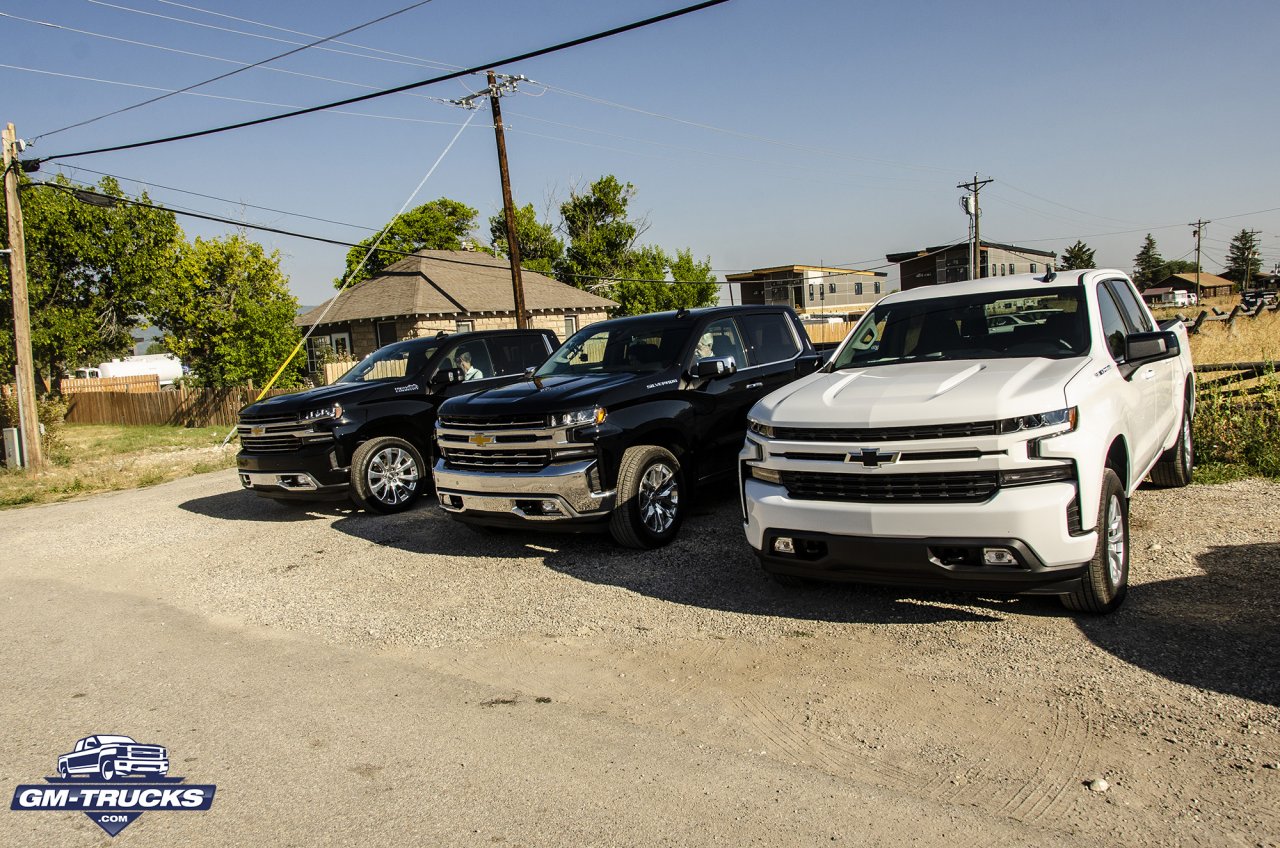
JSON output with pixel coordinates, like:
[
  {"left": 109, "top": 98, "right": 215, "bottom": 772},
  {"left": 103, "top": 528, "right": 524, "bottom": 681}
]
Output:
[
  {"left": 753, "top": 529, "right": 1087, "bottom": 595},
  {"left": 236, "top": 447, "right": 349, "bottom": 500}
]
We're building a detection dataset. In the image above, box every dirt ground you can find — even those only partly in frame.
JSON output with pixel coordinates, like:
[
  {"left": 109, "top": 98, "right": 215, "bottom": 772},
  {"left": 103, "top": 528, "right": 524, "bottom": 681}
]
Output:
[{"left": 1, "top": 470, "right": 1276, "bottom": 846}]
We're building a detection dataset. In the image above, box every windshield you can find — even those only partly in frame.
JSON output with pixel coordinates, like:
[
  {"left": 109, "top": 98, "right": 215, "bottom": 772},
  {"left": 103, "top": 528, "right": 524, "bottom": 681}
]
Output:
[
  {"left": 335, "top": 340, "right": 439, "bottom": 384},
  {"left": 830, "top": 287, "right": 1089, "bottom": 369},
  {"left": 536, "top": 322, "right": 693, "bottom": 376},
  {"left": 95, "top": 735, "right": 136, "bottom": 745}
]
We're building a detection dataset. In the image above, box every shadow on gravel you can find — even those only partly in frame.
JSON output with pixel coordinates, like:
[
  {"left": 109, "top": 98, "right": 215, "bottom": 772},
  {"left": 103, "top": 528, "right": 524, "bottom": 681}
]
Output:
[
  {"left": 179, "top": 489, "right": 358, "bottom": 522},
  {"left": 331, "top": 491, "right": 1060, "bottom": 626},
  {"left": 1077, "top": 543, "right": 1280, "bottom": 707}
]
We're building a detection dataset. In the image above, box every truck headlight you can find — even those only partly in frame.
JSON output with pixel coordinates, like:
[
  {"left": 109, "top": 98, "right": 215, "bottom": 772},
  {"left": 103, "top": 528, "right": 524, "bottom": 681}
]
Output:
[
  {"left": 554, "top": 407, "right": 606, "bottom": 427},
  {"left": 748, "top": 419, "right": 776, "bottom": 438},
  {"left": 300, "top": 403, "right": 342, "bottom": 423},
  {"left": 998, "top": 407, "right": 1077, "bottom": 433}
]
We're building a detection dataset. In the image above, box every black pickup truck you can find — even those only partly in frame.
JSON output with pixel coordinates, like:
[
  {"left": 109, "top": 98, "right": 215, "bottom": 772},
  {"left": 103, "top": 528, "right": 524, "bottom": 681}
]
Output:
[
  {"left": 237, "top": 329, "right": 557, "bottom": 513},
  {"left": 432, "top": 306, "right": 819, "bottom": 547}
]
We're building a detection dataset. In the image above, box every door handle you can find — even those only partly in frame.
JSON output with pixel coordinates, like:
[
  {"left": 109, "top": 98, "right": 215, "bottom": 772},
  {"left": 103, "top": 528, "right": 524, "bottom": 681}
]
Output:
[
  {"left": 746, "top": 381, "right": 763, "bottom": 389},
  {"left": 1141, "top": 369, "right": 1156, "bottom": 381}
]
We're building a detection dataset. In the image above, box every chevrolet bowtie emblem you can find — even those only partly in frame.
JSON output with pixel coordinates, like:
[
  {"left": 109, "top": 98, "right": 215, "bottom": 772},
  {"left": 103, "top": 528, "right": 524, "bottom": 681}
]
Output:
[
  {"left": 468, "top": 433, "right": 495, "bottom": 447},
  {"left": 250, "top": 426, "right": 265, "bottom": 437},
  {"left": 850, "top": 448, "right": 899, "bottom": 467}
]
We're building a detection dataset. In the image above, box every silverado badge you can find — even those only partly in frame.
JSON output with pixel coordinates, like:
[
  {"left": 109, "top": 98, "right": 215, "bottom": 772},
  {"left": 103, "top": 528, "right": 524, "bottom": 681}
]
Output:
[
  {"left": 250, "top": 426, "right": 265, "bottom": 437},
  {"left": 468, "top": 433, "right": 495, "bottom": 447}
]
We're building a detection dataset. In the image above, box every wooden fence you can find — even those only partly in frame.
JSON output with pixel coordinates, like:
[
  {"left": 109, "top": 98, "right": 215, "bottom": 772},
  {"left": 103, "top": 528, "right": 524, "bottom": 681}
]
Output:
[
  {"left": 65, "top": 386, "right": 297, "bottom": 428},
  {"left": 61, "top": 374, "right": 160, "bottom": 394}
]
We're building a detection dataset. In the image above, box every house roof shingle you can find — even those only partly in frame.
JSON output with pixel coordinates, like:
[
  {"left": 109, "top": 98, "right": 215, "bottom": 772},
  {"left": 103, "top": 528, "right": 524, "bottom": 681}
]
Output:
[{"left": 298, "top": 250, "right": 616, "bottom": 326}]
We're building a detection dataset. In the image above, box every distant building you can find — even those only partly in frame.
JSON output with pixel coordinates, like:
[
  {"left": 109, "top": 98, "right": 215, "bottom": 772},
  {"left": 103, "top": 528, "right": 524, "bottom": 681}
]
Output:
[
  {"left": 296, "top": 250, "right": 615, "bottom": 368},
  {"left": 724, "top": 265, "right": 890, "bottom": 314},
  {"left": 886, "top": 241, "right": 1057, "bottom": 290},
  {"left": 1150, "top": 271, "right": 1236, "bottom": 300}
]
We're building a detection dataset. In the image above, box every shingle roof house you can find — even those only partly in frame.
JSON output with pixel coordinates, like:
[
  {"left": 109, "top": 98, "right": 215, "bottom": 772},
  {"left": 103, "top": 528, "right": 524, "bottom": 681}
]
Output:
[{"left": 297, "top": 250, "right": 615, "bottom": 361}]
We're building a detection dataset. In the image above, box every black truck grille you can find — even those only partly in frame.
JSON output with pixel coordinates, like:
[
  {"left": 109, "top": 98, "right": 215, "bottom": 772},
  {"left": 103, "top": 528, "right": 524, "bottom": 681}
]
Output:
[
  {"left": 771, "top": 422, "right": 1000, "bottom": 442},
  {"left": 238, "top": 411, "right": 299, "bottom": 426},
  {"left": 780, "top": 470, "right": 1000, "bottom": 503},
  {"left": 239, "top": 434, "right": 301, "bottom": 453},
  {"left": 441, "top": 448, "right": 552, "bottom": 470},
  {"left": 438, "top": 413, "right": 548, "bottom": 430}
]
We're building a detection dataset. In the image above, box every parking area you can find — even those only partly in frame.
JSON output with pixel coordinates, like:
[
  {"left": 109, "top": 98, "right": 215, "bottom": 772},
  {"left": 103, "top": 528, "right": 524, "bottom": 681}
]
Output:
[{"left": 2, "top": 471, "right": 1277, "bottom": 846}]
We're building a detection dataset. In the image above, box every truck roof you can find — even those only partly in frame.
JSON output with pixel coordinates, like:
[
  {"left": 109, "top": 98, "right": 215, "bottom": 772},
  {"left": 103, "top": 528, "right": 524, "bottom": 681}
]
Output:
[{"left": 881, "top": 269, "right": 1126, "bottom": 305}]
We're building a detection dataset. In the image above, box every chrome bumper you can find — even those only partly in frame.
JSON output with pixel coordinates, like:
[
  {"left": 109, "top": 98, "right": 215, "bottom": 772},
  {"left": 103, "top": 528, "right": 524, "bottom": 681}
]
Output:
[
  {"left": 433, "top": 459, "right": 616, "bottom": 520},
  {"left": 240, "top": 471, "right": 324, "bottom": 492}
]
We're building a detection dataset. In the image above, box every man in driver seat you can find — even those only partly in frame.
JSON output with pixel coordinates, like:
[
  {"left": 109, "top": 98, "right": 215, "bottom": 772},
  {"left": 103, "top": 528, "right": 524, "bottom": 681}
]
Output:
[{"left": 459, "top": 351, "right": 484, "bottom": 381}]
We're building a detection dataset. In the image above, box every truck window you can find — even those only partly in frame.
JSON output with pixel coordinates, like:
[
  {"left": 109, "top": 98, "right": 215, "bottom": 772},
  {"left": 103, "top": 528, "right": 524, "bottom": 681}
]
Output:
[
  {"left": 335, "top": 340, "right": 437, "bottom": 383},
  {"left": 1096, "top": 285, "right": 1129, "bottom": 362},
  {"left": 693, "top": 319, "right": 749, "bottom": 369},
  {"left": 1106, "top": 279, "right": 1154, "bottom": 333},
  {"left": 538, "top": 323, "right": 691, "bottom": 376},
  {"left": 738, "top": 313, "right": 801, "bottom": 365},
  {"left": 487, "top": 335, "right": 552, "bottom": 376},
  {"left": 446, "top": 340, "right": 495, "bottom": 381}
]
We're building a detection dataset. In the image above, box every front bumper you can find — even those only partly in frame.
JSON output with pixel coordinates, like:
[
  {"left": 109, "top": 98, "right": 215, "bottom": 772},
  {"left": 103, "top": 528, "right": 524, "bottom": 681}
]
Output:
[
  {"left": 115, "top": 759, "right": 169, "bottom": 775},
  {"left": 433, "top": 459, "right": 616, "bottom": 524},
  {"left": 743, "top": 478, "right": 1097, "bottom": 594},
  {"left": 237, "top": 448, "right": 349, "bottom": 500}
]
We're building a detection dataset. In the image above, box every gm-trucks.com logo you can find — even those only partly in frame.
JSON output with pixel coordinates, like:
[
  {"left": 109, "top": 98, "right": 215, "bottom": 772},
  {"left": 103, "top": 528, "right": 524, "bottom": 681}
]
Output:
[{"left": 10, "top": 734, "right": 215, "bottom": 836}]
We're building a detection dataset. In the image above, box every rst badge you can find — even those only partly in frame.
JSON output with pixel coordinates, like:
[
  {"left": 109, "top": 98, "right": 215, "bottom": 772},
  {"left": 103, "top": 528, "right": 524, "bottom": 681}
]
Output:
[{"left": 10, "top": 734, "right": 216, "bottom": 836}]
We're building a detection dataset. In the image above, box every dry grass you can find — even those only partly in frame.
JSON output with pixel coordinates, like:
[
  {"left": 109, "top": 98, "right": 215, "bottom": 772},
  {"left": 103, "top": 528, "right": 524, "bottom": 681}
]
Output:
[
  {"left": 0, "top": 424, "right": 236, "bottom": 508},
  {"left": 1186, "top": 310, "right": 1280, "bottom": 365}
]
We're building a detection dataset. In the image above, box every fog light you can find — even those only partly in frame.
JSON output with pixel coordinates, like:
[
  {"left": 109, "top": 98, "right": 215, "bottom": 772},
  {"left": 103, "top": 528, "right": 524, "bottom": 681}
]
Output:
[
  {"left": 240, "top": 474, "right": 251, "bottom": 487},
  {"left": 773, "top": 537, "right": 795, "bottom": 554},
  {"left": 541, "top": 500, "right": 561, "bottom": 514},
  {"left": 983, "top": 547, "right": 1018, "bottom": 566}
]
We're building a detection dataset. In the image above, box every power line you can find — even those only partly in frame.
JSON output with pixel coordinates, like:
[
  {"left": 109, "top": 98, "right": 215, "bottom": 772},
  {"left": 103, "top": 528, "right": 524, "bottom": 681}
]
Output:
[
  {"left": 29, "top": 0, "right": 734, "bottom": 165},
  {"left": 34, "top": 0, "right": 439, "bottom": 140}
]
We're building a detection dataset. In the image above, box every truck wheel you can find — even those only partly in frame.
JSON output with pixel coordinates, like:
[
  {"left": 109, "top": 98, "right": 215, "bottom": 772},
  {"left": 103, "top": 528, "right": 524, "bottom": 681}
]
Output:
[
  {"left": 100, "top": 759, "right": 117, "bottom": 781},
  {"left": 1061, "top": 468, "right": 1129, "bottom": 614},
  {"left": 609, "top": 446, "right": 684, "bottom": 549},
  {"left": 1150, "top": 402, "right": 1193, "bottom": 487},
  {"left": 58, "top": 761, "right": 68, "bottom": 778},
  {"left": 351, "top": 436, "right": 426, "bottom": 514}
]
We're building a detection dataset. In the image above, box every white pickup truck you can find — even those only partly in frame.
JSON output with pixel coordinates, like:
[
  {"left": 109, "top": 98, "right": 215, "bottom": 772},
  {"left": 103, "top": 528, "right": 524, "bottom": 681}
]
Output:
[{"left": 740, "top": 270, "right": 1194, "bottom": 613}]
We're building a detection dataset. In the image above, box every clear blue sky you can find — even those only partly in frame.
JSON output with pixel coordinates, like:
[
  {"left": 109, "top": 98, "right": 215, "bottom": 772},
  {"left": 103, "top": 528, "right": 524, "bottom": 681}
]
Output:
[{"left": 5, "top": 0, "right": 1278, "bottom": 306}]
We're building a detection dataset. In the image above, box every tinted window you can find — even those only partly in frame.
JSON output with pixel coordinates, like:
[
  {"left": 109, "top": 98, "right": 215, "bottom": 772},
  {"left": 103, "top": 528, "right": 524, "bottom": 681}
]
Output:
[
  {"left": 537, "top": 322, "right": 692, "bottom": 376},
  {"left": 336, "top": 339, "right": 439, "bottom": 383},
  {"left": 1106, "top": 279, "right": 1154, "bottom": 332},
  {"left": 693, "top": 319, "right": 749, "bottom": 370},
  {"left": 443, "top": 340, "right": 495, "bottom": 381},
  {"left": 739, "top": 313, "right": 801, "bottom": 365},
  {"left": 488, "top": 335, "right": 551, "bottom": 376},
  {"left": 1096, "top": 285, "right": 1129, "bottom": 362}
]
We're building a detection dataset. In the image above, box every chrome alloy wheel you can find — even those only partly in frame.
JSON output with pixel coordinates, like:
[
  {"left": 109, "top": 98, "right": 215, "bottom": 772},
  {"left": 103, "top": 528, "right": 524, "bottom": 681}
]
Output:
[
  {"left": 638, "top": 462, "right": 679, "bottom": 534},
  {"left": 367, "top": 446, "right": 419, "bottom": 506},
  {"left": 1105, "top": 493, "right": 1125, "bottom": 585}
]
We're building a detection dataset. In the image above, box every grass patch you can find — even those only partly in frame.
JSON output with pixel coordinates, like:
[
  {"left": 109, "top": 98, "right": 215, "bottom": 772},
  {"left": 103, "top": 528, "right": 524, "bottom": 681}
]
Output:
[
  {"left": 0, "top": 423, "right": 236, "bottom": 508},
  {"left": 1192, "top": 462, "right": 1258, "bottom": 485}
]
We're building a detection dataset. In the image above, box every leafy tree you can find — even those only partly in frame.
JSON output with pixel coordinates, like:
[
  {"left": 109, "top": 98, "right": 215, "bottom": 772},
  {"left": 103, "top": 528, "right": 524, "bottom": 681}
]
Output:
[
  {"left": 337, "top": 198, "right": 479, "bottom": 287},
  {"left": 488, "top": 203, "right": 563, "bottom": 276},
  {"left": 553, "top": 176, "right": 719, "bottom": 315},
  {"left": 1132, "top": 234, "right": 1164, "bottom": 289},
  {"left": 1161, "top": 259, "right": 1199, "bottom": 277},
  {"left": 1059, "top": 240, "right": 1096, "bottom": 270},
  {"left": 1224, "top": 229, "right": 1263, "bottom": 289},
  {"left": 152, "top": 234, "right": 305, "bottom": 388},
  {"left": 144, "top": 341, "right": 167, "bottom": 355},
  {"left": 0, "top": 174, "right": 184, "bottom": 388}
]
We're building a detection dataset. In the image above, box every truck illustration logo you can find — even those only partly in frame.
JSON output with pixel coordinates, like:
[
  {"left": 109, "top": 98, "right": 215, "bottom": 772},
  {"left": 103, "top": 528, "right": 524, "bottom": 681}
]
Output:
[{"left": 10, "top": 735, "right": 216, "bottom": 837}]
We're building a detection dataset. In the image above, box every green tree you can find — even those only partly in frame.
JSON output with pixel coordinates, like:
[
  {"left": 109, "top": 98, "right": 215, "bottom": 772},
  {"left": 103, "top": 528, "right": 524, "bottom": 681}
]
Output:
[
  {"left": 1059, "top": 240, "right": 1096, "bottom": 270},
  {"left": 152, "top": 234, "right": 305, "bottom": 388},
  {"left": 337, "top": 198, "right": 479, "bottom": 287},
  {"left": 0, "top": 175, "right": 184, "bottom": 387},
  {"left": 488, "top": 203, "right": 563, "bottom": 276},
  {"left": 1132, "top": 234, "right": 1165, "bottom": 289},
  {"left": 554, "top": 176, "right": 719, "bottom": 315},
  {"left": 1224, "top": 229, "right": 1263, "bottom": 289},
  {"left": 1161, "top": 259, "right": 1199, "bottom": 276}
]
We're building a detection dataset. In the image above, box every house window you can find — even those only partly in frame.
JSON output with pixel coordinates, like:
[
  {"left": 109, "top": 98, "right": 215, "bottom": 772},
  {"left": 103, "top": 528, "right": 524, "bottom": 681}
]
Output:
[
  {"left": 1000, "top": 264, "right": 1006, "bottom": 276},
  {"left": 828, "top": 282, "right": 836, "bottom": 293},
  {"left": 854, "top": 282, "right": 863, "bottom": 296},
  {"left": 1030, "top": 263, "right": 1038, "bottom": 273},
  {"left": 808, "top": 284, "right": 814, "bottom": 300},
  {"left": 874, "top": 281, "right": 881, "bottom": 294},
  {"left": 375, "top": 320, "right": 397, "bottom": 349},
  {"left": 564, "top": 315, "right": 578, "bottom": 337},
  {"left": 1009, "top": 262, "right": 1016, "bottom": 274},
  {"left": 456, "top": 320, "right": 474, "bottom": 333}
]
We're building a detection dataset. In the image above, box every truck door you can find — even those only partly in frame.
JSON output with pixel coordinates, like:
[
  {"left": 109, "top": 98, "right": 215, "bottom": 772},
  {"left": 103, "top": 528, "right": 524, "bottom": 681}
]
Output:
[
  {"left": 689, "top": 317, "right": 761, "bottom": 472},
  {"left": 1107, "top": 278, "right": 1181, "bottom": 443},
  {"left": 1096, "top": 282, "right": 1161, "bottom": 474}
]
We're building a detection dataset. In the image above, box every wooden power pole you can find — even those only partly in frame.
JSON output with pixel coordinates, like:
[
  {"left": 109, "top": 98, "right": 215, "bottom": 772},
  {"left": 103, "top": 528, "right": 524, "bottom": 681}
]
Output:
[
  {"left": 487, "top": 71, "right": 528, "bottom": 329},
  {"left": 957, "top": 175, "right": 993, "bottom": 280},
  {"left": 1189, "top": 219, "right": 1209, "bottom": 303},
  {"left": 2, "top": 123, "right": 43, "bottom": 471}
]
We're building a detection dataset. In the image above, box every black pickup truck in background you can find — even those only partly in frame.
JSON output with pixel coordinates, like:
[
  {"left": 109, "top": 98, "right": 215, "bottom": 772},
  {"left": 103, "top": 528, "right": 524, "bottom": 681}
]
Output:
[
  {"left": 432, "top": 306, "right": 819, "bottom": 547},
  {"left": 236, "top": 329, "right": 557, "bottom": 513}
]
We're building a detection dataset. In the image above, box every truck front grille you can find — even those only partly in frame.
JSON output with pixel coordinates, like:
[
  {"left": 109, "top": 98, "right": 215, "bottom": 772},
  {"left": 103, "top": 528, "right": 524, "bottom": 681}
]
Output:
[
  {"left": 238, "top": 411, "right": 299, "bottom": 426},
  {"left": 440, "top": 448, "right": 552, "bottom": 470},
  {"left": 236, "top": 413, "right": 331, "bottom": 454},
  {"left": 771, "top": 422, "right": 1000, "bottom": 442},
  {"left": 438, "top": 413, "right": 549, "bottom": 430},
  {"left": 780, "top": 470, "right": 999, "bottom": 503}
]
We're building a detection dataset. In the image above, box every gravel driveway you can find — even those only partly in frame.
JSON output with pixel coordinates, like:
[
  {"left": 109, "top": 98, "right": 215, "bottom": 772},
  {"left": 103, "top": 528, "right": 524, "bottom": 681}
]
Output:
[{"left": 1, "top": 471, "right": 1276, "bottom": 846}]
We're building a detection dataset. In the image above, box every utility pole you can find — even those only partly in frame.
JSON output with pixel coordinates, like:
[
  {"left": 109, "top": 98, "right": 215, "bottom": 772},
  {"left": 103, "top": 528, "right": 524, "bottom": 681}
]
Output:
[
  {"left": 1189, "top": 219, "right": 1208, "bottom": 303},
  {"left": 2, "top": 123, "right": 42, "bottom": 471},
  {"left": 1242, "top": 228, "right": 1262, "bottom": 292},
  {"left": 485, "top": 71, "right": 528, "bottom": 329},
  {"left": 957, "top": 175, "right": 993, "bottom": 280}
]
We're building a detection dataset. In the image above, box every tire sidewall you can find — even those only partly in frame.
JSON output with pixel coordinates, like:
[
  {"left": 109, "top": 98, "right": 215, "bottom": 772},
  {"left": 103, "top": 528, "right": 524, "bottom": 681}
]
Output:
[
  {"left": 353, "top": 436, "right": 426, "bottom": 514},
  {"left": 1095, "top": 470, "right": 1129, "bottom": 606},
  {"left": 614, "top": 446, "right": 685, "bottom": 548}
]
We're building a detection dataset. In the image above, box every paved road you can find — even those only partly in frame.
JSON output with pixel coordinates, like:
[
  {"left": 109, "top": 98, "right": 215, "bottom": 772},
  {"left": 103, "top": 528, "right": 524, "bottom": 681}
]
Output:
[{"left": 1, "top": 470, "right": 1275, "bottom": 846}]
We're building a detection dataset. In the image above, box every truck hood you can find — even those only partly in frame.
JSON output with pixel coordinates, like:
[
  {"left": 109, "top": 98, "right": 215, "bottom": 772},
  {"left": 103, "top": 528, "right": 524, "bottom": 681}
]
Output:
[
  {"left": 754, "top": 357, "right": 1090, "bottom": 427},
  {"left": 241, "top": 381, "right": 382, "bottom": 415},
  {"left": 439, "top": 371, "right": 674, "bottom": 418}
]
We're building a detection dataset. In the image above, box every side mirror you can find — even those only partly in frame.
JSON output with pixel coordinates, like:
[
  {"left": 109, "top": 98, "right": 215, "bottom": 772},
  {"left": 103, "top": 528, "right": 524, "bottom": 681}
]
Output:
[
  {"left": 430, "top": 367, "right": 463, "bottom": 387},
  {"left": 692, "top": 355, "right": 737, "bottom": 379},
  {"left": 1125, "top": 330, "right": 1180, "bottom": 365}
]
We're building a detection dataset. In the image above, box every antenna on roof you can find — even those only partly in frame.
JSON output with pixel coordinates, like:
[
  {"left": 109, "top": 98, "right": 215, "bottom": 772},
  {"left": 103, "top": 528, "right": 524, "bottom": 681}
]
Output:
[
  {"left": 1036, "top": 269, "right": 1057, "bottom": 283},
  {"left": 675, "top": 307, "right": 690, "bottom": 318},
  {"left": 435, "top": 330, "right": 451, "bottom": 339}
]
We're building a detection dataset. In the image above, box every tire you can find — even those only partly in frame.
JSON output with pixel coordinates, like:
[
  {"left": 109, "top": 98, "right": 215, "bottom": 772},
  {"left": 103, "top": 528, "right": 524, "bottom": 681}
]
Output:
[
  {"left": 1150, "top": 400, "right": 1193, "bottom": 487},
  {"left": 350, "top": 436, "right": 427, "bottom": 514},
  {"left": 608, "top": 445, "right": 685, "bottom": 549},
  {"left": 100, "top": 759, "right": 117, "bottom": 781},
  {"left": 1061, "top": 468, "right": 1129, "bottom": 614},
  {"left": 58, "top": 761, "right": 69, "bottom": 778}
]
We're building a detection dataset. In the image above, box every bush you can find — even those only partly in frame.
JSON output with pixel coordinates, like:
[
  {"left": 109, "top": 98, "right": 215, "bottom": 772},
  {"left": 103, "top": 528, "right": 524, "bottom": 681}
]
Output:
[
  {"left": 1193, "top": 363, "right": 1280, "bottom": 478},
  {"left": 0, "top": 391, "right": 69, "bottom": 461}
]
